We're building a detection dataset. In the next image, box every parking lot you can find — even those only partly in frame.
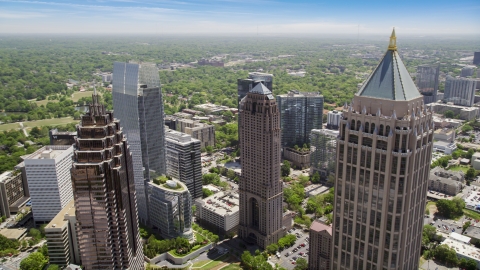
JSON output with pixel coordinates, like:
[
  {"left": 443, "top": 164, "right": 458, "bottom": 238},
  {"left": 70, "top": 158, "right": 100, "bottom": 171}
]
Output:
[{"left": 269, "top": 228, "right": 309, "bottom": 269}]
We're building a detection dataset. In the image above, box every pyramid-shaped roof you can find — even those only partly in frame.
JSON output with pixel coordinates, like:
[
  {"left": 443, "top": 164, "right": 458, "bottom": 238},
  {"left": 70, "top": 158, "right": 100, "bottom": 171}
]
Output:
[
  {"left": 250, "top": 82, "right": 272, "bottom": 95},
  {"left": 357, "top": 30, "right": 421, "bottom": 101}
]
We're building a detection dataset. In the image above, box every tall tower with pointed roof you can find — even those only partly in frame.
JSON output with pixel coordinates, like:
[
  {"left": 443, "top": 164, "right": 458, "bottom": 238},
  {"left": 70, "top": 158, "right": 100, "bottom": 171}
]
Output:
[
  {"left": 331, "top": 30, "right": 433, "bottom": 269},
  {"left": 238, "top": 82, "right": 284, "bottom": 249}
]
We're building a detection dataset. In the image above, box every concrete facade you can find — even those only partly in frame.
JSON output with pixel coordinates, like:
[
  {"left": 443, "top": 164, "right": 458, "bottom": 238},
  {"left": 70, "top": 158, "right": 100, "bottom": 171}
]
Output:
[
  {"left": 195, "top": 191, "right": 239, "bottom": 234},
  {"left": 428, "top": 167, "right": 464, "bottom": 196},
  {"left": 472, "top": 152, "right": 480, "bottom": 170},
  {"left": 283, "top": 148, "right": 311, "bottom": 169},
  {"left": 176, "top": 119, "right": 215, "bottom": 149},
  {"left": 327, "top": 111, "right": 343, "bottom": 130},
  {"left": 0, "top": 170, "right": 29, "bottom": 218},
  {"left": 444, "top": 75, "right": 477, "bottom": 107}
]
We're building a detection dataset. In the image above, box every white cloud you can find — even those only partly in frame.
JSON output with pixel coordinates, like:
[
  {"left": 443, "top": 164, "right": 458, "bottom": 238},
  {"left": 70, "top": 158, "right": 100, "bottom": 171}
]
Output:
[{"left": 0, "top": 11, "right": 47, "bottom": 19}]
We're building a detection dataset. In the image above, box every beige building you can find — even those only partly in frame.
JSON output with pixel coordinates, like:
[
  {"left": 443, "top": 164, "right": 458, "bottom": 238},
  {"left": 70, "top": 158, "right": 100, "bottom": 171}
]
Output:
[
  {"left": 195, "top": 191, "right": 239, "bottom": 234},
  {"left": 283, "top": 147, "right": 310, "bottom": 169},
  {"left": 238, "top": 82, "right": 284, "bottom": 249},
  {"left": 429, "top": 102, "right": 479, "bottom": 121},
  {"left": 428, "top": 167, "right": 464, "bottom": 196},
  {"left": 332, "top": 30, "right": 433, "bottom": 269},
  {"left": 309, "top": 220, "right": 332, "bottom": 270},
  {"left": 45, "top": 199, "right": 80, "bottom": 267},
  {"left": 472, "top": 152, "right": 480, "bottom": 170},
  {"left": 0, "top": 170, "right": 29, "bottom": 218},
  {"left": 176, "top": 119, "right": 215, "bottom": 148},
  {"left": 433, "top": 128, "right": 455, "bottom": 142}
]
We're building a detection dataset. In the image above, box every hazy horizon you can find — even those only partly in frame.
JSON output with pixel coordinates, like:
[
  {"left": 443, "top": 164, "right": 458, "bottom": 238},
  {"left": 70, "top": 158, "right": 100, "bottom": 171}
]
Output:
[{"left": 1, "top": 0, "right": 479, "bottom": 36}]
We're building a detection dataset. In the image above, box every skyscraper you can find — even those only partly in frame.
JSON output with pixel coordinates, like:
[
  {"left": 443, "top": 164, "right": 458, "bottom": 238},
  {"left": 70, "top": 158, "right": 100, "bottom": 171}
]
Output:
[
  {"left": 238, "top": 82, "right": 284, "bottom": 249},
  {"left": 416, "top": 64, "right": 439, "bottom": 104},
  {"left": 474, "top": 52, "right": 480, "bottom": 66},
  {"left": 310, "top": 129, "right": 339, "bottom": 185},
  {"left": 24, "top": 145, "right": 73, "bottom": 224},
  {"left": 444, "top": 75, "right": 477, "bottom": 107},
  {"left": 276, "top": 90, "right": 324, "bottom": 148},
  {"left": 71, "top": 92, "right": 144, "bottom": 270},
  {"left": 237, "top": 72, "right": 273, "bottom": 106},
  {"left": 332, "top": 30, "right": 433, "bottom": 269},
  {"left": 112, "top": 62, "right": 166, "bottom": 224},
  {"left": 165, "top": 128, "right": 202, "bottom": 199}
]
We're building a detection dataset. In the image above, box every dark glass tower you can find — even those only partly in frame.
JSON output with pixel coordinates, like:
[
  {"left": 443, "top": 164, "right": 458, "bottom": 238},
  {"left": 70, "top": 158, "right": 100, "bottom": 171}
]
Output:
[
  {"left": 71, "top": 92, "right": 144, "bottom": 270},
  {"left": 112, "top": 62, "right": 166, "bottom": 224},
  {"left": 416, "top": 64, "right": 439, "bottom": 104}
]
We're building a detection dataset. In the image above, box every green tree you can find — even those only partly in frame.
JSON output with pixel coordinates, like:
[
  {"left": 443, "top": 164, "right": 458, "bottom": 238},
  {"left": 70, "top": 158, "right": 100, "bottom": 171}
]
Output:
[
  {"left": 202, "top": 188, "right": 214, "bottom": 198},
  {"left": 444, "top": 110, "right": 455, "bottom": 118},
  {"left": 462, "top": 124, "right": 473, "bottom": 134},
  {"left": 281, "top": 160, "right": 291, "bottom": 177},
  {"left": 466, "top": 167, "right": 476, "bottom": 179},
  {"left": 463, "top": 221, "right": 471, "bottom": 233},
  {"left": 294, "top": 258, "right": 308, "bottom": 270},
  {"left": 205, "top": 145, "right": 214, "bottom": 155},
  {"left": 458, "top": 257, "right": 477, "bottom": 270},
  {"left": 433, "top": 244, "right": 458, "bottom": 266},
  {"left": 47, "top": 265, "right": 60, "bottom": 270},
  {"left": 20, "top": 252, "right": 47, "bottom": 270},
  {"left": 311, "top": 172, "right": 320, "bottom": 184},
  {"left": 266, "top": 243, "right": 279, "bottom": 254}
]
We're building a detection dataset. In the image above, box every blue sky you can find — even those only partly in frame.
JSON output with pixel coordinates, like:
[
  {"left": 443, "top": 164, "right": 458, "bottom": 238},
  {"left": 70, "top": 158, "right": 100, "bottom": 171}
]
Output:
[{"left": 0, "top": 0, "right": 479, "bottom": 35}]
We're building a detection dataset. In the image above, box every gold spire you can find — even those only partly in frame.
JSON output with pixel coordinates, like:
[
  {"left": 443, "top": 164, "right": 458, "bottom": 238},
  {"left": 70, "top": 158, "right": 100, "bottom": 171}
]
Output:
[{"left": 388, "top": 28, "right": 397, "bottom": 51}]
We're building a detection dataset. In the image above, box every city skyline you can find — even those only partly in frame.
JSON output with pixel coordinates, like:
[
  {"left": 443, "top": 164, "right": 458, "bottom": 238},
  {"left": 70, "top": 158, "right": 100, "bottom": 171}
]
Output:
[{"left": 1, "top": 0, "right": 479, "bottom": 35}]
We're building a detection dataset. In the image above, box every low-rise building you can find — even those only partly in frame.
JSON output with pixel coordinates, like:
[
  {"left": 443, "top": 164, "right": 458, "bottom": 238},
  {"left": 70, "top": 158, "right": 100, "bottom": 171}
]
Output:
[
  {"left": 428, "top": 167, "right": 464, "bottom": 196},
  {"left": 147, "top": 180, "right": 193, "bottom": 240},
  {"left": 176, "top": 119, "right": 215, "bottom": 148},
  {"left": 283, "top": 147, "right": 310, "bottom": 169},
  {"left": 433, "top": 140, "right": 457, "bottom": 154},
  {"left": 0, "top": 170, "right": 29, "bottom": 218},
  {"left": 430, "top": 103, "right": 479, "bottom": 121},
  {"left": 194, "top": 103, "right": 232, "bottom": 115},
  {"left": 441, "top": 238, "right": 480, "bottom": 269},
  {"left": 45, "top": 199, "right": 80, "bottom": 267},
  {"left": 433, "top": 128, "right": 455, "bottom": 142},
  {"left": 472, "top": 152, "right": 480, "bottom": 170},
  {"left": 432, "top": 115, "right": 464, "bottom": 129},
  {"left": 309, "top": 220, "right": 332, "bottom": 270},
  {"left": 195, "top": 191, "right": 239, "bottom": 235}
]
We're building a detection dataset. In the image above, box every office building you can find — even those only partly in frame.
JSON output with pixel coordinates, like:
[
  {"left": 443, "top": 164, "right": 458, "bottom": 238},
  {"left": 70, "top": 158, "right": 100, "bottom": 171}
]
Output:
[
  {"left": 71, "top": 92, "right": 144, "bottom": 270},
  {"left": 0, "top": 171, "right": 29, "bottom": 218},
  {"left": 147, "top": 180, "right": 193, "bottom": 240},
  {"left": 429, "top": 102, "right": 479, "bottom": 121},
  {"left": 283, "top": 147, "right": 310, "bottom": 169},
  {"left": 176, "top": 119, "right": 215, "bottom": 149},
  {"left": 461, "top": 66, "right": 475, "bottom": 77},
  {"left": 112, "top": 61, "right": 166, "bottom": 224},
  {"left": 238, "top": 82, "right": 284, "bottom": 249},
  {"left": 195, "top": 191, "right": 239, "bottom": 234},
  {"left": 24, "top": 145, "right": 74, "bottom": 224},
  {"left": 309, "top": 220, "right": 332, "bottom": 270},
  {"left": 327, "top": 110, "right": 343, "bottom": 130},
  {"left": 165, "top": 128, "right": 202, "bottom": 199},
  {"left": 237, "top": 72, "right": 274, "bottom": 106},
  {"left": 444, "top": 76, "right": 477, "bottom": 107},
  {"left": 474, "top": 52, "right": 480, "bottom": 66},
  {"left": 332, "top": 30, "right": 433, "bottom": 269},
  {"left": 45, "top": 199, "right": 80, "bottom": 267},
  {"left": 310, "top": 129, "right": 339, "bottom": 185},
  {"left": 416, "top": 64, "right": 440, "bottom": 104},
  {"left": 49, "top": 129, "right": 77, "bottom": 146},
  {"left": 276, "top": 90, "right": 324, "bottom": 148}
]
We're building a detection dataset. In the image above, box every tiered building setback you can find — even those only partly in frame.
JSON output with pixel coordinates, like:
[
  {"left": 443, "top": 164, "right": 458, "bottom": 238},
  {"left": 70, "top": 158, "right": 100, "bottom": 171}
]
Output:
[
  {"left": 238, "top": 82, "right": 284, "bottom": 249},
  {"left": 71, "top": 92, "right": 144, "bottom": 270},
  {"left": 332, "top": 30, "right": 433, "bottom": 269}
]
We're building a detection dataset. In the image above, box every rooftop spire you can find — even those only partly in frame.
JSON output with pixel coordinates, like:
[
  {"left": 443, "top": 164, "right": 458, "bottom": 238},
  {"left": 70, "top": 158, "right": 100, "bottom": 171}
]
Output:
[{"left": 388, "top": 28, "right": 397, "bottom": 51}]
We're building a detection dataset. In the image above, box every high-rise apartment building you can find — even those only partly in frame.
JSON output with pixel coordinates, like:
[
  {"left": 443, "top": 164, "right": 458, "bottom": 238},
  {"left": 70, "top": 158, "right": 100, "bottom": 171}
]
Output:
[
  {"left": 112, "top": 61, "right": 166, "bottom": 224},
  {"left": 310, "top": 129, "right": 339, "bottom": 185},
  {"left": 276, "top": 90, "right": 323, "bottom": 148},
  {"left": 0, "top": 170, "right": 29, "bottom": 218},
  {"left": 146, "top": 179, "right": 193, "bottom": 240},
  {"left": 444, "top": 75, "right": 477, "bottom": 107},
  {"left": 332, "top": 30, "right": 433, "bottom": 269},
  {"left": 474, "top": 52, "right": 480, "bottom": 66},
  {"left": 24, "top": 145, "right": 74, "bottom": 224},
  {"left": 416, "top": 64, "right": 440, "bottom": 104},
  {"left": 327, "top": 110, "right": 343, "bottom": 130},
  {"left": 45, "top": 199, "right": 80, "bottom": 267},
  {"left": 165, "top": 128, "right": 202, "bottom": 199},
  {"left": 461, "top": 66, "right": 475, "bottom": 77},
  {"left": 309, "top": 220, "right": 332, "bottom": 270},
  {"left": 175, "top": 119, "right": 215, "bottom": 148},
  {"left": 71, "top": 92, "right": 144, "bottom": 270},
  {"left": 238, "top": 82, "right": 284, "bottom": 249}
]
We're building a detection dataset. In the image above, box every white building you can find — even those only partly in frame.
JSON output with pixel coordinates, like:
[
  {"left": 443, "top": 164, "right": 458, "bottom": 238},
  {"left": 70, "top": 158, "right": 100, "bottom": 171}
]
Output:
[
  {"left": 433, "top": 140, "right": 457, "bottom": 155},
  {"left": 24, "top": 145, "right": 74, "bottom": 224},
  {"left": 195, "top": 191, "right": 239, "bottom": 234},
  {"left": 326, "top": 110, "right": 342, "bottom": 130},
  {"left": 442, "top": 238, "right": 480, "bottom": 269},
  {"left": 444, "top": 76, "right": 477, "bottom": 107}
]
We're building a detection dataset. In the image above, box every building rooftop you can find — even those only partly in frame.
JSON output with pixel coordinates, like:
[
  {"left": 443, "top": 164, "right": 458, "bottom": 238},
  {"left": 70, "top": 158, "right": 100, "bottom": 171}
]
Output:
[
  {"left": 441, "top": 238, "right": 480, "bottom": 261},
  {"left": 250, "top": 83, "right": 272, "bottom": 95},
  {"left": 464, "top": 226, "right": 480, "bottom": 240},
  {"left": 0, "top": 228, "right": 28, "bottom": 240},
  {"left": 165, "top": 128, "right": 198, "bottom": 144},
  {"left": 0, "top": 171, "right": 16, "bottom": 183},
  {"left": 24, "top": 145, "right": 72, "bottom": 160},
  {"left": 45, "top": 199, "right": 75, "bottom": 230},
  {"left": 310, "top": 220, "right": 332, "bottom": 235},
  {"left": 199, "top": 191, "right": 239, "bottom": 217},
  {"left": 357, "top": 29, "right": 421, "bottom": 101}
]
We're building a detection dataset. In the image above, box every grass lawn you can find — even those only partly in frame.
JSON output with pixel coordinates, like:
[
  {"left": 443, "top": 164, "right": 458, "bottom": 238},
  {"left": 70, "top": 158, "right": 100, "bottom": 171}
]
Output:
[
  {"left": 220, "top": 264, "right": 242, "bottom": 270},
  {"left": 464, "top": 209, "right": 480, "bottom": 220},
  {"left": 199, "top": 254, "right": 229, "bottom": 270},
  {"left": 22, "top": 117, "right": 76, "bottom": 129},
  {"left": 72, "top": 91, "right": 99, "bottom": 102},
  {"left": 0, "top": 122, "right": 22, "bottom": 132},
  {"left": 448, "top": 165, "right": 469, "bottom": 173},
  {"left": 34, "top": 99, "right": 54, "bottom": 107},
  {"left": 192, "top": 260, "right": 212, "bottom": 267}
]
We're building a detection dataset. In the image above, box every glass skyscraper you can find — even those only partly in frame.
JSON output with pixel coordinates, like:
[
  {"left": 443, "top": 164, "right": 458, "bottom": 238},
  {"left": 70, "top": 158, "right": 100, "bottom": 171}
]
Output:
[
  {"left": 112, "top": 62, "right": 166, "bottom": 224},
  {"left": 415, "top": 64, "right": 439, "bottom": 104}
]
